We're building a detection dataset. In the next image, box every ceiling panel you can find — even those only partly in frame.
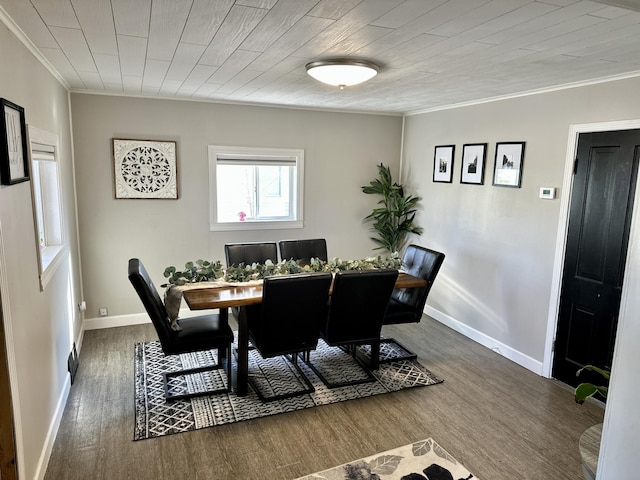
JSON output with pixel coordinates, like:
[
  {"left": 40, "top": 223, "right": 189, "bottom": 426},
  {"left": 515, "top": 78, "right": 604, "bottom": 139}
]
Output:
[{"left": 1, "top": 0, "right": 639, "bottom": 114}]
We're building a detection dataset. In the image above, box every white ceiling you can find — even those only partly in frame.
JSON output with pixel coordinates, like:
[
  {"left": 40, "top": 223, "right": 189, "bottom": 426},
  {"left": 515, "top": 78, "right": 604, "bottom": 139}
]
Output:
[{"left": 1, "top": 0, "right": 640, "bottom": 114}]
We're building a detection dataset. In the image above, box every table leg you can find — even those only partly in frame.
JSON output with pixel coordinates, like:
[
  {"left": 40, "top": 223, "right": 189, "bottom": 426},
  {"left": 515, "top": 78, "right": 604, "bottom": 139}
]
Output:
[
  {"left": 369, "top": 340, "right": 380, "bottom": 370},
  {"left": 234, "top": 306, "right": 249, "bottom": 396}
]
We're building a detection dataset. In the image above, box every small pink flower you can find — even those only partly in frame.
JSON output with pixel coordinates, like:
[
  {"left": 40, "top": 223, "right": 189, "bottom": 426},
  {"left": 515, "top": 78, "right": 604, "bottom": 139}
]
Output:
[{"left": 238, "top": 211, "right": 247, "bottom": 222}]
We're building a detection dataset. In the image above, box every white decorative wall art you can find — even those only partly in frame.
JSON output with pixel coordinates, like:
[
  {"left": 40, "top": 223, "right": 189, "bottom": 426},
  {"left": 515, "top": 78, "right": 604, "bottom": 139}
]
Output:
[{"left": 113, "top": 139, "right": 178, "bottom": 199}]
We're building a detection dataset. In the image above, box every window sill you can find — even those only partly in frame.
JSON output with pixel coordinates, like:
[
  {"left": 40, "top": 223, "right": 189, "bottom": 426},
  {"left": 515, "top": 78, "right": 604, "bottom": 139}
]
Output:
[
  {"left": 39, "top": 245, "right": 67, "bottom": 291},
  {"left": 210, "top": 220, "right": 303, "bottom": 232}
]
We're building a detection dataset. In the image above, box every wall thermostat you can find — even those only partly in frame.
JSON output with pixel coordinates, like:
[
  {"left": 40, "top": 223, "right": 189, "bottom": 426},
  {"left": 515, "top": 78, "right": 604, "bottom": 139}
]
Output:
[{"left": 539, "top": 187, "right": 556, "bottom": 199}]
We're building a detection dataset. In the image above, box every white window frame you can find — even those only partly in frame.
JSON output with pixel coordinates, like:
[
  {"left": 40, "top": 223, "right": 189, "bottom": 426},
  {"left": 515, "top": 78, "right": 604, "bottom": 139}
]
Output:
[
  {"left": 28, "top": 126, "right": 67, "bottom": 290},
  {"left": 208, "top": 145, "right": 304, "bottom": 231}
]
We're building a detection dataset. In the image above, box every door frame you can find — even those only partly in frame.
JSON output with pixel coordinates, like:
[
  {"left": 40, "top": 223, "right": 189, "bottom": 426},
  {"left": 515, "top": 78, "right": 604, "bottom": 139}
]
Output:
[
  {"left": 543, "top": 119, "right": 640, "bottom": 378},
  {"left": 0, "top": 219, "right": 24, "bottom": 477}
]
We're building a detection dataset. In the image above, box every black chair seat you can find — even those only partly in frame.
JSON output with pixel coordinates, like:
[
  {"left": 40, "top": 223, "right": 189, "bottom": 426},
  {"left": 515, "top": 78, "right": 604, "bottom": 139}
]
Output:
[
  {"left": 169, "top": 315, "right": 234, "bottom": 354},
  {"left": 307, "top": 269, "right": 398, "bottom": 388},
  {"left": 380, "top": 245, "right": 445, "bottom": 363},
  {"left": 128, "top": 258, "right": 233, "bottom": 401},
  {"left": 246, "top": 272, "right": 332, "bottom": 402},
  {"left": 383, "top": 298, "right": 420, "bottom": 325}
]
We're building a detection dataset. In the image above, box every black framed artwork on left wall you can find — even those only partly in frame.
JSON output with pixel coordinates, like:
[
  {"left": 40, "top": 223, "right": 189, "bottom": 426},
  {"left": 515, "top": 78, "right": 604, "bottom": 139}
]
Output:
[{"left": 0, "top": 98, "right": 29, "bottom": 185}]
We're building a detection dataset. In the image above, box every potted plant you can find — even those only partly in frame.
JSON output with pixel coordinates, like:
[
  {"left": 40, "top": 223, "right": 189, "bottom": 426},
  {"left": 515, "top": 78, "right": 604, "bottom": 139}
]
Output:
[
  {"left": 575, "top": 365, "right": 609, "bottom": 404},
  {"left": 362, "top": 163, "right": 423, "bottom": 254}
]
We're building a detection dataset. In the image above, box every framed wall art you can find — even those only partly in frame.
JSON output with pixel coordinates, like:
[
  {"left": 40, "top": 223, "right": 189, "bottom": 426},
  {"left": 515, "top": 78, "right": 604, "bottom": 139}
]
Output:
[
  {"left": 460, "top": 143, "right": 487, "bottom": 185},
  {"left": 493, "top": 142, "right": 525, "bottom": 188},
  {"left": 433, "top": 145, "right": 455, "bottom": 183},
  {"left": 113, "top": 139, "right": 178, "bottom": 199},
  {"left": 0, "top": 98, "right": 30, "bottom": 185}
]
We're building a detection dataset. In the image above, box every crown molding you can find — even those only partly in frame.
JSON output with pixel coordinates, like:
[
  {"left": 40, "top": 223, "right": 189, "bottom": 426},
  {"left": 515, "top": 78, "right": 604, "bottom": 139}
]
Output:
[
  {"left": 0, "top": 5, "right": 70, "bottom": 91},
  {"left": 406, "top": 70, "right": 640, "bottom": 116}
]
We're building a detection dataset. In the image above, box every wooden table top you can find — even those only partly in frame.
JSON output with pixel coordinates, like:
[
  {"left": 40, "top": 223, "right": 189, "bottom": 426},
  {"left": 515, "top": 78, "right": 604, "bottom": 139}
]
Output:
[{"left": 182, "top": 271, "right": 426, "bottom": 310}]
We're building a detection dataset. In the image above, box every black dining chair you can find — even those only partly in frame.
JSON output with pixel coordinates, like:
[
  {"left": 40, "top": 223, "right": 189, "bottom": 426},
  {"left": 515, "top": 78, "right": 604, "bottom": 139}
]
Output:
[
  {"left": 128, "top": 258, "right": 234, "bottom": 401},
  {"left": 245, "top": 272, "right": 332, "bottom": 402},
  {"left": 380, "top": 245, "right": 445, "bottom": 362},
  {"left": 224, "top": 241, "right": 279, "bottom": 319},
  {"left": 279, "top": 238, "right": 328, "bottom": 265},
  {"left": 224, "top": 241, "right": 278, "bottom": 266},
  {"left": 306, "top": 269, "right": 399, "bottom": 389}
]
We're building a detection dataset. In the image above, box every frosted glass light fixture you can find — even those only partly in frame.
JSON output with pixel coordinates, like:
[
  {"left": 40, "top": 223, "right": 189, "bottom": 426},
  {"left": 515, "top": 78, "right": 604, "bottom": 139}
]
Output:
[{"left": 305, "top": 59, "right": 379, "bottom": 89}]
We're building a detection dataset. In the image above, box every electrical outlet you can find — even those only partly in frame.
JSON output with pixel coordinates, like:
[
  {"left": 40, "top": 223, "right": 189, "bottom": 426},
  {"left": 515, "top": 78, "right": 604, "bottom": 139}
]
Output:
[{"left": 99, "top": 307, "right": 108, "bottom": 317}]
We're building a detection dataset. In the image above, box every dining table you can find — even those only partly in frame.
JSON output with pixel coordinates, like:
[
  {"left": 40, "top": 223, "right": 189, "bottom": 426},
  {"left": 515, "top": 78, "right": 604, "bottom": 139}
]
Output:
[{"left": 181, "top": 271, "right": 427, "bottom": 396}]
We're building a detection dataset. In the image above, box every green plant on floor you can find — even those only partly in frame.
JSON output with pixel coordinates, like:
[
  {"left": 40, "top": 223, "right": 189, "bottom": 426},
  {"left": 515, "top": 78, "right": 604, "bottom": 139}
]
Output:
[
  {"left": 362, "top": 163, "right": 423, "bottom": 254},
  {"left": 575, "top": 365, "right": 610, "bottom": 404}
]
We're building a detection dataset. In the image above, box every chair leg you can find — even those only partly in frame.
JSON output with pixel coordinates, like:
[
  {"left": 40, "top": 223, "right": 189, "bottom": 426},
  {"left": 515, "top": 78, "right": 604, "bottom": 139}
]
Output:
[
  {"left": 248, "top": 352, "right": 315, "bottom": 402},
  {"left": 163, "top": 345, "right": 231, "bottom": 401},
  {"left": 355, "top": 340, "right": 381, "bottom": 370},
  {"left": 377, "top": 338, "right": 418, "bottom": 363},
  {"left": 305, "top": 346, "right": 376, "bottom": 389}
]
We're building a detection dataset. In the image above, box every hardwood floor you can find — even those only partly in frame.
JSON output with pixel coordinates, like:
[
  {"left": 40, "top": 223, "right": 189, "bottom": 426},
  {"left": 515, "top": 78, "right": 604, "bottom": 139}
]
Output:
[{"left": 44, "top": 317, "right": 603, "bottom": 480}]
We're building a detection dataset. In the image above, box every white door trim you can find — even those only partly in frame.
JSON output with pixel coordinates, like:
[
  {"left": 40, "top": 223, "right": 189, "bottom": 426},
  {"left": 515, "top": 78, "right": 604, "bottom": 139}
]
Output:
[
  {"left": 0, "top": 219, "right": 24, "bottom": 477},
  {"left": 543, "top": 119, "right": 640, "bottom": 378}
]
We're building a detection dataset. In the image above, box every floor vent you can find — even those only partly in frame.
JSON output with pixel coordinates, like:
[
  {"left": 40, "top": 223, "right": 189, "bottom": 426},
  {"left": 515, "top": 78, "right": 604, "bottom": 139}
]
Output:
[{"left": 67, "top": 343, "right": 79, "bottom": 384}]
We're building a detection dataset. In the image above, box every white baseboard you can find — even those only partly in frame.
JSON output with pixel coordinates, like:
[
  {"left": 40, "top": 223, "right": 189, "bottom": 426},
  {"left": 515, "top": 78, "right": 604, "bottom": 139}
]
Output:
[
  {"left": 83, "top": 308, "right": 208, "bottom": 330},
  {"left": 34, "top": 376, "right": 70, "bottom": 480},
  {"left": 84, "top": 312, "right": 151, "bottom": 330},
  {"left": 86, "top": 305, "right": 544, "bottom": 376},
  {"left": 425, "top": 305, "right": 544, "bottom": 375}
]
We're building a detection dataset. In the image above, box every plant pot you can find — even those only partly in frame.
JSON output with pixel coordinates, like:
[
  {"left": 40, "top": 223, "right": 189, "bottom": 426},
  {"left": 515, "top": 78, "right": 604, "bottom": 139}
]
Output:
[{"left": 579, "top": 423, "right": 602, "bottom": 480}]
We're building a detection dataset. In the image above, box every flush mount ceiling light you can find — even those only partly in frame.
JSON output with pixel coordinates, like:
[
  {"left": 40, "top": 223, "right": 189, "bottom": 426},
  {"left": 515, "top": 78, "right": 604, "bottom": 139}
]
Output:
[{"left": 305, "top": 59, "right": 379, "bottom": 89}]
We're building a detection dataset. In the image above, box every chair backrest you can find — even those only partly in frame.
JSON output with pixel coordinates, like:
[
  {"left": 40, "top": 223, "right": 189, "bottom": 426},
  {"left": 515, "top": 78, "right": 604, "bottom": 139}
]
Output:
[
  {"left": 392, "top": 245, "right": 445, "bottom": 315},
  {"left": 323, "top": 269, "right": 399, "bottom": 345},
  {"left": 248, "top": 272, "right": 332, "bottom": 358},
  {"left": 279, "top": 238, "right": 328, "bottom": 264},
  {"left": 127, "top": 258, "right": 174, "bottom": 350},
  {"left": 224, "top": 242, "right": 278, "bottom": 266}
]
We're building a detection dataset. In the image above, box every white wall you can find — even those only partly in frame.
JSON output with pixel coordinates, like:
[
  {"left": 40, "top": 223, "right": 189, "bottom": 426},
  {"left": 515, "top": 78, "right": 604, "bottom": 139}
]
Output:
[
  {"left": 69, "top": 94, "right": 403, "bottom": 322},
  {"left": 402, "top": 76, "right": 640, "bottom": 480},
  {"left": 0, "top": 21, "right": 82, "bottom": 480},
  {"left": 597, "top": 175, "right": 640, "bottom": 478}
]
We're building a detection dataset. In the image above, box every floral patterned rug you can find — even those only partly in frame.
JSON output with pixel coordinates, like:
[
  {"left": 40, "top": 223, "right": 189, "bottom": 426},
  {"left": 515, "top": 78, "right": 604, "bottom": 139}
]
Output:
[{"left": 296, "top": 438, "right": 478, "bottom": 480}]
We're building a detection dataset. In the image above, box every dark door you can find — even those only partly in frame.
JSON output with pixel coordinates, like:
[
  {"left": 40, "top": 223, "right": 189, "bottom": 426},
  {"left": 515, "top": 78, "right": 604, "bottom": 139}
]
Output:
[{"left": 553, "top": 129, "right": 640, "bottom": 389}]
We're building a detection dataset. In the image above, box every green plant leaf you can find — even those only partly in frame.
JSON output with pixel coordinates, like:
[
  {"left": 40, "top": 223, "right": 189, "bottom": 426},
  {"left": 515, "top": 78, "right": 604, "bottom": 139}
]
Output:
[
  {"left": 575, "top": 383, "right": 606, "bottom": 404},
  {"left": 163, "top": 266, "right": 176, "bottom": 278},
  {"left": 362, "top": 163, "right": 423, "bottom": 253},
  {"left": 574, "top": 364, "right": 610, "bottom": 404},
  {"left": 576, "top": 364, "right": 610, "bottom": 380}
]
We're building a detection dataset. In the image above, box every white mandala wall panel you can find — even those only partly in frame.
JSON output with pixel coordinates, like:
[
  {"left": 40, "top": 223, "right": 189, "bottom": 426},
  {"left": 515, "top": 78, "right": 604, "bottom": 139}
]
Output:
[{"left": 113, "top": 139, "right": 178, "bottom": 199}]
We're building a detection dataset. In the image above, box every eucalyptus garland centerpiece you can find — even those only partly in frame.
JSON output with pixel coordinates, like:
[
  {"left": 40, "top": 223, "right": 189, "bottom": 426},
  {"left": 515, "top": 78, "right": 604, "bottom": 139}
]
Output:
[
  {"left": 161, "top": 254, "right": 401, "bottom": 287},
  {"left": 161, "top": 259, "right": 224, "bottom": 287}
]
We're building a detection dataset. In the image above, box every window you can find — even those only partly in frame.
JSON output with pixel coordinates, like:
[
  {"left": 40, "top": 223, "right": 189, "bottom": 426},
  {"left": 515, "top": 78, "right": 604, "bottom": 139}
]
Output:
[
  {"left": 209, "top": 146, "right": 304, "bottom": 231},
  {"left": 28, "top": 126, "right": 66, "bottom": 290}
]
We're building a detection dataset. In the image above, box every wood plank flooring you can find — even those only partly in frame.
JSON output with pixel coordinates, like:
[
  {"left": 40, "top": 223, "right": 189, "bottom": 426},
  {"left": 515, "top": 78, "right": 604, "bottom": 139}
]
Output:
[{"left": 44, "top": 317, "right": 603, "bottom": 480}]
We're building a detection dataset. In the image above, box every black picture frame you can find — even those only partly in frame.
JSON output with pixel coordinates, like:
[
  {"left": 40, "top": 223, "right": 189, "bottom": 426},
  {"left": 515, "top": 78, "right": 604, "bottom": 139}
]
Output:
[
  {"left": 433, "top": 145, "right": 455, "bottom": 183},
  {"left": 0, "top": 98, "right": 29, "bottom": 185},
  {"left": 460, "top": 143, "right": 487, "bottom": 185},
  {"left": 493, "top": 142, "right": 525, "bottom": 188}
]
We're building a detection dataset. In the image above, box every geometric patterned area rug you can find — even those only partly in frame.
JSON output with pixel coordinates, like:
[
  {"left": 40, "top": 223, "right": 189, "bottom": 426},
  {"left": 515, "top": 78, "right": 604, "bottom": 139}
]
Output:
[
  {"left": 134, "top": 336, "right": 443, "bottom": 441},
  {"left": 295, "top": 437, "right": 478, "bottom": 480}
]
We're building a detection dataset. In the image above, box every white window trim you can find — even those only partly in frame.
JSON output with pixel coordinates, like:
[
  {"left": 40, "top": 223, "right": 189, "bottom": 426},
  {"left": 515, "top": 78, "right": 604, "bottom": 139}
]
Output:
[
  {"left": 208, "top": 145, "right": 304, "bottom": 231},
  {"left": 27, "top": 125, "right": 67, "bottom": 291}
]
